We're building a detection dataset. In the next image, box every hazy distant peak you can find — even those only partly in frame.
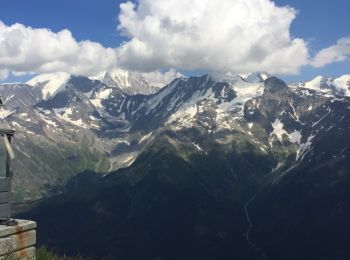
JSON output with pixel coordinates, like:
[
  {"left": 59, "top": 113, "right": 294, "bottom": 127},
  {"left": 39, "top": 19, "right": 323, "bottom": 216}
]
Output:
[
  {"left": 240, "top": 72, "right": 271, "bottom": 83},
  {"left": 90, "top": 69, "right": 159, "bottom": 95}
]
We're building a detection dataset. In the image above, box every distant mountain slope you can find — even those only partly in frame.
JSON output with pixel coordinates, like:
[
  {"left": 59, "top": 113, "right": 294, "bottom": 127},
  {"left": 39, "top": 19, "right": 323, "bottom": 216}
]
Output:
[
  {"left": 15, "top": 72, "right": 350, "bottom": 259},
  {"left": 250, "top": 97, "right": 350, "bottom": 259},
  {"left": 19, "top": 131, "right": 274, "bottom": 259}
]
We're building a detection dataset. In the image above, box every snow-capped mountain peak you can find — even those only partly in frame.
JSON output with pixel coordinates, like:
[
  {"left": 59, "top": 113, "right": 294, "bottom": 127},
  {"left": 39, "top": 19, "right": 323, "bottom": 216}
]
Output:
[
  {"left": 304, "top": 75, "right": 329, "bottom": 90},
  {"left": 27, "top": 72, "right": 71, "bottom": 100},
  {"left": 333, "top": 74, "right": 350, "bottom": 96},
  {"left": 90, "top": 69, "right": 160, "bottom": 95},
  {"left": 298, "top": 74, "right": 350, "bottom": 96}
]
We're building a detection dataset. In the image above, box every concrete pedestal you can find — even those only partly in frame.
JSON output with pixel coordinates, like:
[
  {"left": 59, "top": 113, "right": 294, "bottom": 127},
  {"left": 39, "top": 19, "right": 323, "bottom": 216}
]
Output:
[{"left": 0, "top": 220, "right": 36, "bottom": 259}]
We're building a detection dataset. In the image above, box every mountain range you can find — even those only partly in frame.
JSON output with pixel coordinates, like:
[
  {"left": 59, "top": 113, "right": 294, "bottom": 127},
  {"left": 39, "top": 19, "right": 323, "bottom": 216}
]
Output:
[{"left": 1, "top": 70, "right": 349, "bottom": 259}]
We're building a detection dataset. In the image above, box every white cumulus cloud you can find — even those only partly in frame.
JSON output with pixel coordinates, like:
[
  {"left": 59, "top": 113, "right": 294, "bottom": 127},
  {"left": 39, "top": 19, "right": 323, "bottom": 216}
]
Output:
[
  {"left": 0, "top": 21, "right": 117, "bottom": 78},
  {"left": 1, "top": 1, "right": 349, "bottom": 83},
  {"left": 310, "top": 37, "right": 350, "bottom": 68},
  {"left": 116, "top": 0, "right": 309, "bottom": 75},
  {"left": 0, "top": 20, "right": 181, "bottom": 86}
]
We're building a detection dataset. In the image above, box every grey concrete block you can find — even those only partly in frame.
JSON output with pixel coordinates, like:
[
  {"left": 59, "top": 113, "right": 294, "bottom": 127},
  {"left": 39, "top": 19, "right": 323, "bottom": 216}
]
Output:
[
  {"left": 0, "top": 230, "right": 36, "bottom": 256},
  {"left": 0, "top": 220, "right": 37, "bottom": 258},
  {"left": 0, "top": 246, "right": 35, "bottom": 260}
]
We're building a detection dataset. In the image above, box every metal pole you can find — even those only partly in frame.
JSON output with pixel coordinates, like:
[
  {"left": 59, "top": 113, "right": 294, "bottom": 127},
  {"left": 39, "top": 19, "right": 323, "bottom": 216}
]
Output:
[
  {"left": 5, "top": 135, "right": 11, "bottom": 178},
  {"left": 5, "top": 134, "right": 11, "bottom": 223}
]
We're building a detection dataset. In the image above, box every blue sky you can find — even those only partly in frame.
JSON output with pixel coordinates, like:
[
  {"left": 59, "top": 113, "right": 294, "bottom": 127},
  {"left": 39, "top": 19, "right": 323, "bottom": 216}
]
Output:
[
  {"left": 0, "top": 0, "right": 349, "bottom": 83},
  {"left": 0, "top": 0, "right": 122, "bottom": 48},
  {"left": 274, "top": 0, "right": 350, "bottom": 81}
]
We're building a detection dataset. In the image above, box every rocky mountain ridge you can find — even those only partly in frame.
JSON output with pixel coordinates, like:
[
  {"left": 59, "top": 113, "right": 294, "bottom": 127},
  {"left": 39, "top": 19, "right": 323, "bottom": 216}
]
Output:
[{"left": 0, "top": 71, "right": 348, "bottom": 203}]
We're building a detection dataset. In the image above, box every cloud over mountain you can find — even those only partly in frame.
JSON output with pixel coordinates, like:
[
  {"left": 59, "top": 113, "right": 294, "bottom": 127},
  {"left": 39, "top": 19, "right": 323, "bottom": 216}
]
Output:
[
  {"left": 139, "top": 68, "right": 183, "bottom": 87},
  {"left": 0, "top": 21, "right": 117, "bottom": 79},
  {"left": 0, "top": 0, "right": 349, "bottom": 82},
  {"left": 116, "top": 0, "right": 309, "bottom": 75}
]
